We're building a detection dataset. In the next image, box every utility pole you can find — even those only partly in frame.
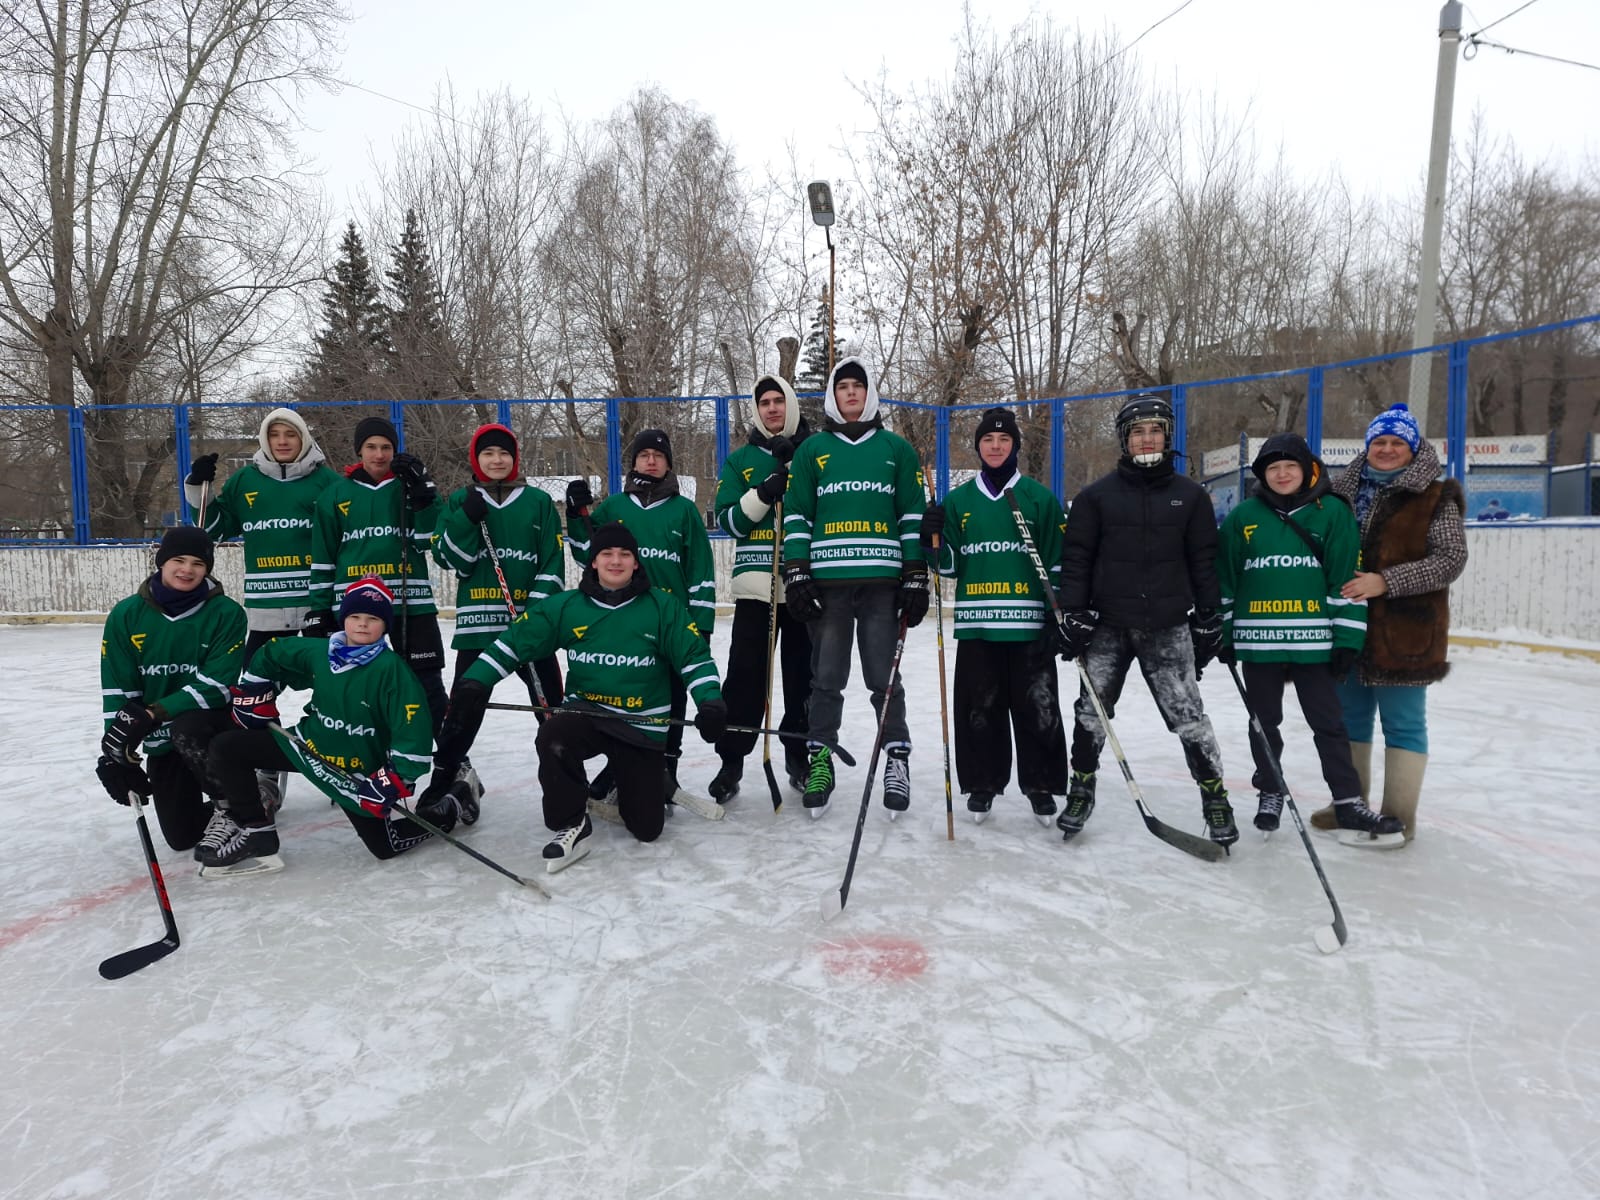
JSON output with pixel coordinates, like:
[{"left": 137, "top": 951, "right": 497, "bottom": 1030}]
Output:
[{"left": 1407, "top": 1, "right": 1464, "bottom": 434}]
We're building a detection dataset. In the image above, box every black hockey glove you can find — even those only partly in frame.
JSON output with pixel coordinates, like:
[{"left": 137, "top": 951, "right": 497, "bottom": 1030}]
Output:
[
  {"left": 302, "top": 609, "right": 337, "bottom": 637},
  {"left": 229, "top": 682, "right": 280, "bottom": 731},
  {"left": 95, "top": 755, "right": 150, "bottom": 805},
  {"left": 918, "top": 505, "right": 947, "bottom": 550},
  {"left": 1053, "top": 609, "right": 1097, "bottom": 660},
  {"left": 391, "top": 452, "right": 437, "bottom": 509},
  {"left": 356, "top": 764, "right": 411, "bottom": 817},
  {"left": 781, "top": 560, "right": 824, "bottom": 622},
  {"left": 186, "top": 453, "right": 218, "bottom": 485},
  {"left": 565, "top": 478, "right": 594, "bottom": 518},
  {"left": 1189, "top": 608, "right": 1224, "bottom": 675},
  {"left": 694, "top": 699, "right": 728, "bottom": 743},
  {"left": 754, "top": 464, "right": 789, "bottom": 505},
  {"left": 765, "top": 435, "right": 795, "bottom": 465},
  {"left": 1329, "top": 646, "right": 1359, "bottom": 682},
  {"left": 898, "top": 561, "right": 930, "bottom": 629},
  {"left": 101, "top": 701, "right": 158, "bottom": 764},
  {"left": 461, "top": 487, "right": 489, "bottom": 525},
  {"left": 1216, "top": 639, "right": 1237, "bottom": 667}
]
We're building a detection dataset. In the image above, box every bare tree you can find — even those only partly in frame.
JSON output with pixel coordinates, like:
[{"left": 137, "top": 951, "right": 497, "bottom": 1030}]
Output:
[{"left": 0, "top": 0, "right": 342, "bottom": 535}]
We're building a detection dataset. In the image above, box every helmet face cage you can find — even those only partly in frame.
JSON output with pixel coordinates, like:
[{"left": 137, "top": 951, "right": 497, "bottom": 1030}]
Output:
[{"left": 1116, "top": 395, "right": 1174, "bottom": 459}]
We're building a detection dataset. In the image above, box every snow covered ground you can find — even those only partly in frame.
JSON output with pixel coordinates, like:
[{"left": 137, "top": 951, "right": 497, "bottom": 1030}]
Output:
[{"left": 3, "top": 621, "right": 1598, "bottom": 1200}]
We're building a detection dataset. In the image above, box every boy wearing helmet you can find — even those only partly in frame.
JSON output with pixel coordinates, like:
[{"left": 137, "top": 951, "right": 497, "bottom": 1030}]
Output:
[{"left": 1053, "top": 394, "right": 1236, "bottom": 847}]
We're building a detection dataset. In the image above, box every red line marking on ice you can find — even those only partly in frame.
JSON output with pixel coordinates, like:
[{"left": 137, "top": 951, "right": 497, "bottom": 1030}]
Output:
[
  {"left": 0, "top": 816, "right": 347, "bottom": 953},
  {"left": 821, "top": 936, "right": 929, "bottom": 981}
]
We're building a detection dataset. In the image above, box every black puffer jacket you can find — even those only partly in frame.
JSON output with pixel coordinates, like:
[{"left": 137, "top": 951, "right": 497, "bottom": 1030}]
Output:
[{"left": 1059, "top": 457, "right": 1220, "bottom": 629}]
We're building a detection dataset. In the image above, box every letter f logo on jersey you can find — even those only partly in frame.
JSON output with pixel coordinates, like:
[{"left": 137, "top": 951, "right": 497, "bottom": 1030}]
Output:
[
  {"left": 571, "top": 625, "right": 588, "bottom": 640},
  {"left": 1243, "top": 523, "right": 1258, "bottom": 544},
  {"left": 404, "top": 703, "right": 421, "bottom": 724},
  {"left": 130, "top": 633, "right": 147, "bottom": 653},
  {"left": 338, "top": 500, "right": 352, "bottom": 517},
  {"left": 815, "top": 453, "right": 831, "bottom": 474},
  {"left": 244, "top": 491, "right": 259, "bottom": 508}
]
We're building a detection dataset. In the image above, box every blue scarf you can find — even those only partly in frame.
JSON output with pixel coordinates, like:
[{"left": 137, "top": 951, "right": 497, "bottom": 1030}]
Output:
[
  {"left": 1354, "top": 462, "right": 1406, "bottom": 525},
  {"left": 147, "top": 573, "right": 209, "bottom": 617},
  {"left": 328, "top": 630, "right": 388, "bottom": 674}
]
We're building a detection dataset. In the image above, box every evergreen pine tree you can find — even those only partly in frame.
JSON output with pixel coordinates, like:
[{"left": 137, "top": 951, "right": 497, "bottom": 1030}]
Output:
[
  {"left": 795, "top": 289, "right": 842, "bottom": 393},
  {"left": 386, "top": 208, "right": 463, "bottom": 400},
  {"left": 305, "top": 222, "right": 391, "bottom": 401}
]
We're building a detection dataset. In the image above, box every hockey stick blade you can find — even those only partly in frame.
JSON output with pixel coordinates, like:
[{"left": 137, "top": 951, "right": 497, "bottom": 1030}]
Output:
[
  {"left": 763, "top": 758, "right": 783, "bottom": 814},
  {"left": 99, "top": 934, "right": 180, "bottom": 980},
  {"left": 1139, "top": 809, "right": 1228, "bottom": 862},
  {"left": 1336, "top": 830, "right": 1406, "bottom": 851},
  {"left": 819, "top": 886, "right": 845, "bottom": 922}
]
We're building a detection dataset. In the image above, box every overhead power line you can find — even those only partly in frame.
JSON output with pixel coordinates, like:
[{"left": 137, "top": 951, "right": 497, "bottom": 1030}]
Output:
[
  {"left": 1468, "top": 0, "right": 1543, "bottom": 38},
  {"left": 1464, "top": 35, "right": 1600, "bottom": 74}
]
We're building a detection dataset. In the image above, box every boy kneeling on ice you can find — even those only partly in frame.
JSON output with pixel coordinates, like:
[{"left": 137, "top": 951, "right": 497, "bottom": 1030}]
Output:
[
  {"left": 428, "top": 523, "right": 727, "bottom": 872},
  {"left": 199, "top": 576, "right": 447, "bottom": 876}
]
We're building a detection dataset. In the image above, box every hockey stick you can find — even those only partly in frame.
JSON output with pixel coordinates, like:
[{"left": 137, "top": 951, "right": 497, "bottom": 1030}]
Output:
[
  {"left": 196, "top": 479, "right": 209, "bottom": 529},
  {"left": 1004, "top": 489, "right": 1225, "bottom": 864},
  {"left": 1223, "top": 662, "right": 1347, "bottom": 954},
  {"left": 482, "top": 701, "right": 857, "bottom": 767},
  {"left": 98, "top": 787, "right": 181, "bottom": 980},
  {"left": 479, "top": 515, "right": 551, "bottom": 708},
  {"left": 271, "top": 723, "right": 550, "bottom": 898},
  {"left": 760, "top": 499, "right": 784, "bottom": 812},
  {"left": 924, "top": 459, "right": 954, "bottom": 841},
  {"left": 820, "top": 614, "right": 910, "bottom": 922},
  {"left": 397, "top": 491, "right": 412, "bottom": 661}
]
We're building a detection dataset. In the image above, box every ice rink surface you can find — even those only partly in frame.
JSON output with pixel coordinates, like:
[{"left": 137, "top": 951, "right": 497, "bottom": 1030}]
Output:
[{"left": 3, "top": 621, "right": 1598, "bottom": 1200}]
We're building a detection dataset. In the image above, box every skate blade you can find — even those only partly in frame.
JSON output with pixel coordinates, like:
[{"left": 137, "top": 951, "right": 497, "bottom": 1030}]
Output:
[
  {"left": 545, "top": 843, "right": 591, "bottom": 874},
  {"left": 197, "top": 854, "right": 284, "bottom": 881},
  {"left": 806, "top": 800, "right": 831, "bottom": 820},
  {"left": 670, "top": 786, "right": 725, "bottom": 822},
  {"left": 970, "top": 811, "right": 988, "bottom": 825},
  {"left": 586, "top": 798, "right": 623, "bottom": 825},
  {"left": 1033, "top": 813, "right": 1052, "bottom": 827},
  {"left": 1336, "top": 830, "right": 1406, "bottom": 850}
]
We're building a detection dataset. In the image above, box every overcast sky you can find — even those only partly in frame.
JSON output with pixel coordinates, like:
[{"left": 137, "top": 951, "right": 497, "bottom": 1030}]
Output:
[{"left": 296, "top": 0, "right": 1600, "bottom": 217}]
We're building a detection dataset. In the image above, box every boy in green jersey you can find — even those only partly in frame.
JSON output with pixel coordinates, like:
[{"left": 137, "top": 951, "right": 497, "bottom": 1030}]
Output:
[
  {"left": 199, "top": 576, "right": 446, "bottom": 876},
  {"left": 426, "top": 423, "right": 566, "bottom": 810},
  {"left": 1217, "top": 432, "right": 1400, "bottom": 839},
  {"left": 921, "top": 408, "right": 1068, "bottom": 825},
  {"left": 184, "top": 407, "right": 340, "bottom": 663},
  {"left": 781, "top": 357, "right": 928, "bottom": 819},
  {"left": 307, "top": 417, "right": 448, "bottom": 735},
  {"left": 96, "top": 527, "right": 246, "bottom": 851},
  {"left": 428, "top": 523, "right": 727, "bottom": 872},
  {"left": 565, "top": 427, "right": 715, "bottom": 803},
  {"left": 708, "top": 374, "right": 813, "bottom": 800}
]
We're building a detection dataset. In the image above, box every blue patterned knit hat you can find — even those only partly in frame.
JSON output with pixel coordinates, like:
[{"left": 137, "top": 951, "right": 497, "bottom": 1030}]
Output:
[{"left": 1365, "top": 403, "right": 1421, "bottom": 451}]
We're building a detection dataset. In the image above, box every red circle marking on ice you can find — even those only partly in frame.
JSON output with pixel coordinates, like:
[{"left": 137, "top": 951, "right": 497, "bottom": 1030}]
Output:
[{"left": 821, "top": 936, "right": 928, "bottom": 980}]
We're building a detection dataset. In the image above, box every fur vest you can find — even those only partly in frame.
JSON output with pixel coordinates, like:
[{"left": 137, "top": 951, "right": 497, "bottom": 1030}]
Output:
[{"left": 1359, "top": 476, "right": 1464, "bottom": 684}]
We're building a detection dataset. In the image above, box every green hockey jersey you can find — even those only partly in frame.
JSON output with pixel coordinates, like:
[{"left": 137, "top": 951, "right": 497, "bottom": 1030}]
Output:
[
  {"left": 466, "top": 586, "right": 721, "bottom": 746},
  {"left": 191, "top": 462, "right": 341, "bottom": 610},
  {"left": 1218, "top": 493, "right": 1367, "bottom": 661},
  {"left": 432, "top": 483, "right": 565, "bottom": 648},
  {"left": 567, "top": 492, "right": 716, "bottom": 635},
  {"left": 715, "top": 440, "right": 788, "bottom": 602},
  {"left": 309, "top": 471, "right": 439, "bottom": 614},
  {"left": 100, "top": 579, "right": 247, "bottom": 756},
  {"left": 782, "top": 427, "right": 925, "bottom": 582},
  {"left": 243, "top": 637, "right": 432, "bottom": 814},
  {"left": 934, "top": 474, "right": 1065, "bottom": 641}
]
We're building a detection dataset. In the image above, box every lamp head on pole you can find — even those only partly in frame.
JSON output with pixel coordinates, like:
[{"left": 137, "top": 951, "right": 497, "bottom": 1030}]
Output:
[{"left": 807, "top": 180, "right": 835, "bottom": 227}]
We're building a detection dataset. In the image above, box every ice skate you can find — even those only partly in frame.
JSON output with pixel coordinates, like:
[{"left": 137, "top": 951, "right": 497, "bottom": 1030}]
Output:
[
  {"left": 803, "top": 746, "right": 834, "bottom": 819},
  {"left": 966, "top": 791, "right": 994, "bottom": 825},
  {"left": 1026, "top": 792, "right": 1057, "bottom": 826},
  {"left": 882, "top": 745, "right": 911, "bottom": 819},
  {"left": 1199, "top": 779, "right": 1239, "bottom": 850},
  {"left": 1254, "top": 790, "right": 1285, "bottom": 835},
  {"left": 196, "top": 818, "right": 283, "bottom": 879},
  {"left": 708, "top": 757, "right": 742, "bottom": 804},
  {"left": 1333, "top": 797, "right": 1406, "bottom": 849},
  {"left": 543, "top": 816, "right": 593, "bottom": 873},
  {"left": 1058, "top": 771, "right": 1096, "bottom": 840}
]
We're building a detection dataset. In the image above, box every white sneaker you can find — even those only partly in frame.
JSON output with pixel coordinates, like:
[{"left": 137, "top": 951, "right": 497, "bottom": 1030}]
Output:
[{"left": 543, "top": 816, "right": 593, "bottom": 873}]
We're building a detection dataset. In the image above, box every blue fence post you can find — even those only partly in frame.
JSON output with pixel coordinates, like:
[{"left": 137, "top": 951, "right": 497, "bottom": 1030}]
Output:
[
  {"left": 174, "top": 403, "right": 192, "bottom": 523},
  {"left": 496, "top": 399, "right": 512, "bottom": 430},
  {"left": 1050, "top": 397, "right": 1066, "bottom": 504},
  {"left": 1446, "top": 340, "right": 1469, "bottom": 484},
  {"left": 1172, "top": 383, "right": 1188, "bottom": 466},
  {"left": 1305, "top": 366, "right": 1325, "bottom": 454},
  {"left": 934, "top": 405, "right": 950, "bottom": 497},
  {"left": 715, "top": 394, "right": 731, "bottom": 474},
  {"left": 390, "top": 401, "right": 406, "bottom": 451},
  {"left": 69, "top": 407, "right": 91, "bottom": 544},
  {"left": 605, "top": 399, "right": 622, "bottom": 494}
]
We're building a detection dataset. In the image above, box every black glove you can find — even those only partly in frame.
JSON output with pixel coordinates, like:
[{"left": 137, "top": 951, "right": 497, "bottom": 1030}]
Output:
[
  {"left": 898, "top": 561, "right": 930, "bottom": 629},
  {"left": 765, "top": 435, "right": 795, "bottom": 465},
  {"left": 919, "top": 505, "right": 947, "bottom": 550},
  {"left": 1329, "top": 646, "right": 1359, "bottom": 682},
  {"left": 186, "top": 453, "right": 218, "bottom": 485},
  {"left": 95, "top": 755, "right": 150, "bottom": 805},
  {"left": 1216, "top": 640, "right": 1237, "bottom": 667},
  {"left": 1189, "top": 608, "right": 1224, "bottom": 675},
  {"left": 565, "top": 478, "right": 594, "bottom": 517},
  {"left": 461, "top": 487, "right": 489, "bottom": 524},
  {"left": 694, "top": 699, "right": 728, "bottom": 743},
  {"left": 781, "top": 560, "right": 824, "bottom": 622},
  {"left": 101, "top": 700, "right": 158, "bottom": 763},
  {"left": 302, "top": 609, "right": 337, "bottom": 637},
  {"left": 391, "top": 452, "right": 436, "bottom": 508},
  {"left": 1053, "top": 609, "right": 1097, "bottom": 660},
  {"left": 754, "top": 464, "right": 788, "bottom": 505}
]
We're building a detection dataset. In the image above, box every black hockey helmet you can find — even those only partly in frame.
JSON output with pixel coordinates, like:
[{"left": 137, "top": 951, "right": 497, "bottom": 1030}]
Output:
[{"left": 1115, "top": 393, "right": 1174, "bottom": 462}]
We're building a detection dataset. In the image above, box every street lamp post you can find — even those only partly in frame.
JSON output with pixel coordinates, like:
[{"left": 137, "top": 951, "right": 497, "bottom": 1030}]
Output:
[{"left": 807, "top": 180, "right": 836, "bottom": 377}]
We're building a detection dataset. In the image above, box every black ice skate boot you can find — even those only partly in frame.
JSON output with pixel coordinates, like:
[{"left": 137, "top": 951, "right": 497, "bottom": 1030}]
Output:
[
  {"left": 1057, "top": 771, "right": 1096, "bottom": 840},
  {"left": 1254, "top": 790, "right": 1285, "bottom": 833},
  {"left": 1199, "top": 779, "right": 1239, "bottom": 849}
]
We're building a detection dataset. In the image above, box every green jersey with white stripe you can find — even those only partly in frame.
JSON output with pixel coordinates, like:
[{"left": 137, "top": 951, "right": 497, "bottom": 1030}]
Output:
[
  {"left": 432, "top": 483, "right": 565, "bottom": 648},
  {"left": 192, "top": 462, "right": 340, "bottom": 609},
  {"left": 465, "top": 585, "right": 721, "bottom": 746},
  {"left": 782, "top": 426, "right": 925, "bottom": 581},
  {"left": 1217, "top": 493, "right": 1367, "bottom": 661},
  {"left": 100, "top": 579, "right": 247, "bottom": 757},
  {"left": 309, "top": 471, "right": 439, "bottom": 614},
  {"left": 933, "top": 473, "right": 1065, "bottom": 641},
  {"left": 567, "top": 492, "right": 716, "bottom": 635}
]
